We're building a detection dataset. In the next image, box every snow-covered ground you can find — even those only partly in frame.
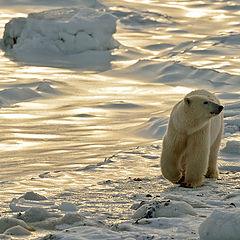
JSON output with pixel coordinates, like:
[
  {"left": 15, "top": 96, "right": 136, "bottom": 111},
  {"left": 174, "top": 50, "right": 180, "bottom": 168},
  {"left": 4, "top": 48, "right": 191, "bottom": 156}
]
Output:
[{"left": 0, "top": 0, "right": 240, "bottom": 239}]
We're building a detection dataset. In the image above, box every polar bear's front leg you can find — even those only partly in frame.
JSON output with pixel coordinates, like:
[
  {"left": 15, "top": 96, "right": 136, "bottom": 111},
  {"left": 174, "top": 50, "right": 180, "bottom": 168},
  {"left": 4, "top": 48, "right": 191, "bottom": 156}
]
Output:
[
  {"left": 205, "top": 124, "right": 223, "bottom": 179},
  {"left": 161, "top": 133, "right": 187, "bottom": 184},
  {"left": 182, "top": 126, "right": 210, "bottom": 188}
]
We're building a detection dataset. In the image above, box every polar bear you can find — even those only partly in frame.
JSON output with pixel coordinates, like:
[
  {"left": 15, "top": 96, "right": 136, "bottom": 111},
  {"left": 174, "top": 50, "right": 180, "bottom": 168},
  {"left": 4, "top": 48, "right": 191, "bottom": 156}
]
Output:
[{"left": 160, "top": 89, "right": 224, "bottom": 188}]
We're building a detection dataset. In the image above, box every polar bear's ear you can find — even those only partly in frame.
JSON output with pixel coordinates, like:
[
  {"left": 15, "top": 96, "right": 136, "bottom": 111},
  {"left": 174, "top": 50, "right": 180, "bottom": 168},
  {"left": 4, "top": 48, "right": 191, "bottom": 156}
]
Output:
[{"left": 184, "top": 97, "right": 191, "bottom": 105}]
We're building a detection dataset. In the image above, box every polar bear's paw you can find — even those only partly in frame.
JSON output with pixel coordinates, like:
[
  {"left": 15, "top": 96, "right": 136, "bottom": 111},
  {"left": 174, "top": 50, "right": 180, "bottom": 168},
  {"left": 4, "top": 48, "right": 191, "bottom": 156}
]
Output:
[
  {"left": 180, "top": 178, "right": 203, "bottom": 188},
  {"left": 205, "top": 169, "right": 219, "bottom": 179},
  {"left": 176, "top": 175, "right": 185, "bottom": 184}
]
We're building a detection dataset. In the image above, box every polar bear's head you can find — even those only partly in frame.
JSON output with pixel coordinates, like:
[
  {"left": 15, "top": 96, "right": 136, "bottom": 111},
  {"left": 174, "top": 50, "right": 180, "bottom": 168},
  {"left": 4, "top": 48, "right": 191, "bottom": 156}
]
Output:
[{"left": 184, "top": 95, "right": 223, "bottom": 120}]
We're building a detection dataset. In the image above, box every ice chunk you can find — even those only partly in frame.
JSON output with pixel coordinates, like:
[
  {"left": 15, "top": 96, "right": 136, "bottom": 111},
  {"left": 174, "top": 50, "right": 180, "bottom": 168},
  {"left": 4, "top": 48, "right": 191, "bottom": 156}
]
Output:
[
  {"left": 57, "top": 202, "right": 78, "bottom": 212},
  {"left": 0, "top": 217, "right": 34, "bottom": 234},
  {"left": 133, "top": 200, "right": 197, "bottom": 219},
  {"left": 17, "top": 207, "right": 61, "bottom": 222},
  {"left": 10, "top": 193, "right": 54, "bottom": 212},
  {"left": 3, "top": 18, "right": 26, "bottom": 48},
  {"left": 199, "top": 210, "right": 240, "bottom": 240},
  {"left": 21, "top": 191, "right": 47, "bottom": 201},
  {"left": 4, "top": 225, "right": 31, "bottom": 236},
  {"left": 2, "top": 7, "right": 119, "bottom": 63},
  {"left": 60, "top": 213, "right": 85, "bottom": 225}
]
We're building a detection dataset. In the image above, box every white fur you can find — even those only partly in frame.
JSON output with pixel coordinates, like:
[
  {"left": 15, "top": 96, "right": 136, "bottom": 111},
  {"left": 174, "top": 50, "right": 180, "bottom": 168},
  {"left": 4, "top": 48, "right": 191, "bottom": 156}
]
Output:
[{"left": 160, "top": 89, "right": 224, "bottom": 188}]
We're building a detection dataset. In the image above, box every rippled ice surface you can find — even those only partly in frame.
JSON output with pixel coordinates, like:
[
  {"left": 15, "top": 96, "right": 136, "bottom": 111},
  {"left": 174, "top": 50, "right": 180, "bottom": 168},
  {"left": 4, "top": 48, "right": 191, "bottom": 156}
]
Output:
[{"left": 0, "top": 0, "right": 240, "bottom": 239}]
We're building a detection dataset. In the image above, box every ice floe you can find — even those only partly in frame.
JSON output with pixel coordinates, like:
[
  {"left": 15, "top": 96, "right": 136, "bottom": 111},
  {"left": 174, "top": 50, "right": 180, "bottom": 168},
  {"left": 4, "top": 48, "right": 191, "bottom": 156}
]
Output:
[{"left": 1, "top": 2, "right": 119, "bottom": 70}]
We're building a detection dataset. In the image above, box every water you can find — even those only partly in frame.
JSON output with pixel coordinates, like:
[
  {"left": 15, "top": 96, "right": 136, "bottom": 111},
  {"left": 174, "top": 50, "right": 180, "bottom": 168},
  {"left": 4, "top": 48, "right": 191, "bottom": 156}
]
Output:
[{"left": 0, "top": 0, "right": 239, "bottom": 227}]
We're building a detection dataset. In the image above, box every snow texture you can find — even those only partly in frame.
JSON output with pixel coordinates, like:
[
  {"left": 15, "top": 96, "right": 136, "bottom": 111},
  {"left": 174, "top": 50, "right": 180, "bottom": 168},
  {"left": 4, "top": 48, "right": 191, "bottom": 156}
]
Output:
[{"left": 199, "top": 210, "right": 240, "bottom": 240}]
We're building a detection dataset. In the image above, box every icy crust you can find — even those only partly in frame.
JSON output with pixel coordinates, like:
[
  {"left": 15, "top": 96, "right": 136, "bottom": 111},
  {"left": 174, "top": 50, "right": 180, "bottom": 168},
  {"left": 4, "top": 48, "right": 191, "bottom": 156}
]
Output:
[
  {"left": 3, "top": 7, "right": 118, "bottom": 54},
  {"left": 2, "top": 5, "right": 119, "bottom": 69}
]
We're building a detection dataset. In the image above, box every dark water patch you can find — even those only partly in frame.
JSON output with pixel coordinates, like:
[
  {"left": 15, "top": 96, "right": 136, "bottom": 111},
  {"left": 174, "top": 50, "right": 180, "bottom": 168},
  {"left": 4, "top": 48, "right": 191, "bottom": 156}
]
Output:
[
  {"left": 144, "top": 43, "right": 175, "bottom": 51},
  {"left": 220, "top": 5, "right": 240, "bottom": 11},
  {"left": 96, "top": 101, "right": 142, "bottom": 109},
  {"left": 218, "top": 93, "right": 240, "bottom": 100},
  {"left": 75, "top": 114, "right": 95, "bottom": 118},
  {"left": 189, "top": 49, "right": 221, "bottom": 55}
]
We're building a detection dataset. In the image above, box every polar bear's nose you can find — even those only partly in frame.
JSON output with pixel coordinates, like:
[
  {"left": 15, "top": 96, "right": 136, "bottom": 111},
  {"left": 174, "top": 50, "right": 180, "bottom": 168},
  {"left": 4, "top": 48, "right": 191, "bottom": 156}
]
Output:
[
  {"left": 218, "top": 105, "right": 224, "bottom": 113},
  {"left": 211, "top": 105, "right": 223, "bottom": 115}
]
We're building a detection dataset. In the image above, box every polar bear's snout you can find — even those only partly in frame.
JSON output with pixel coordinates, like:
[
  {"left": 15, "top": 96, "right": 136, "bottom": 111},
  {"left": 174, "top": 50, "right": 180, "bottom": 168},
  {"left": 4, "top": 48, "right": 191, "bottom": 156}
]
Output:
[{"left": 210, "top": 104, "right": 223, "bottom": 115}]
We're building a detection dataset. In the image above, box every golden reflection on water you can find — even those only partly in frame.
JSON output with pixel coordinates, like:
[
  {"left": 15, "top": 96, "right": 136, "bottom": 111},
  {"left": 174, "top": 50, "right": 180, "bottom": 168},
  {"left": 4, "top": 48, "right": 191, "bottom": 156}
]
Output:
[
  {"left": 152, "top": 35, "right": 172, "bottom": 40},
  {"left": 124, "top": 0, "right": 154, "bottom": 3},
  {"left": 0, "top": 141, "right": 39, "bottom": 151},
  {"left": 171, "top": 86, "right": 192, "bottom": 95},
  {"left": 185, "top": 9, "right": 209, "bottom": 18},
  {"left": 13, "top": 133, "right": 59, "bottom": 139},
  {"left": 0, "top": 113, "right": 41, "bottom": 119}
]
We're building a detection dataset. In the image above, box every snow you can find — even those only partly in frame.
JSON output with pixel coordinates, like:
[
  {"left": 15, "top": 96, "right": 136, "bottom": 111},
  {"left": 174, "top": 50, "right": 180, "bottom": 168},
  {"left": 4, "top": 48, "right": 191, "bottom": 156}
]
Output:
[
  {"left": 0, "top": 217, "right": 34, "bottom": 234},
  {"left": 57, "top": 202, "right": 78, "bottom": 212},
  {"left": 16, "top": 207, "right": 60, "bottom": 222},
  {"left": 199, "top": 210, "right": 240, "bottom": 240},
  {"left": 0, "top": 0, "right": 240, "bottom": 239},
  {"left": 21, "top": 192, "right": 48, "bottom": 201},
  {"left": 42, "top": 226, "right": 135, "bottom": 240},
  {"left": 132, "top": 199, "right": 197, "bottom": 219},
  {"left": 4, "top": 225, "right": 31, "bottom": 236}
]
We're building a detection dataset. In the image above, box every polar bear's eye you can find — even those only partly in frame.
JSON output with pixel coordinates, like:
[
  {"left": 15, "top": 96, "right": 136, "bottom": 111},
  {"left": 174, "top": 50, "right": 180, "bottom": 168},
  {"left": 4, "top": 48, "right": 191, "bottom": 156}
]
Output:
[{"left": 203, "top": 101, "right": 208, "bottom": 104}]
